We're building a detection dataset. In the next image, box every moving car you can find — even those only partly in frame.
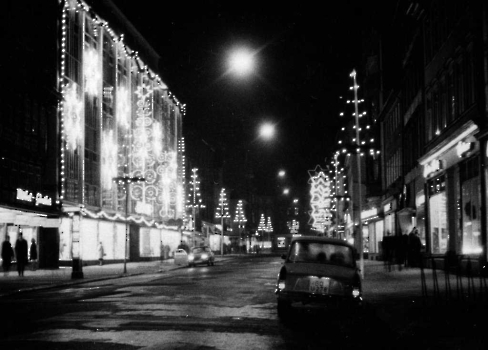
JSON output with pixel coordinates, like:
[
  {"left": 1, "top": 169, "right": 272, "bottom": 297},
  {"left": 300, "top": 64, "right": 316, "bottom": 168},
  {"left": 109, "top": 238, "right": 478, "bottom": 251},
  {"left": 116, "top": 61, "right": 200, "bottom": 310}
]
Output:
[
  {"left": 275, "top": 236, "right": 362, "bottom": 320},
  {"left": 188, "top": 246, "right": 215, "bottom": 267}
]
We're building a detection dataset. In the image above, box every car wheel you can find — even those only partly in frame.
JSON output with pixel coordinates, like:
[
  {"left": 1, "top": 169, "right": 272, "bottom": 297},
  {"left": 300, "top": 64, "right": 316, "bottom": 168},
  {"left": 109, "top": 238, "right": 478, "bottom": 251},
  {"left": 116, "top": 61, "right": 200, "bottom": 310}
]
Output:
[{"left": 277, "top": 300, "right": 292, "bottom": 322}]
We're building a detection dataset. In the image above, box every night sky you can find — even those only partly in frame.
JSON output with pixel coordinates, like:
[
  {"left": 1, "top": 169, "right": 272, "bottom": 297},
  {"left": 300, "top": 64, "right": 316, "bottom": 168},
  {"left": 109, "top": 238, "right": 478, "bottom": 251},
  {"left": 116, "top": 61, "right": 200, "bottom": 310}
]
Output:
[{"left": 114, "top": 1, "right": 389, "bottom": 195}]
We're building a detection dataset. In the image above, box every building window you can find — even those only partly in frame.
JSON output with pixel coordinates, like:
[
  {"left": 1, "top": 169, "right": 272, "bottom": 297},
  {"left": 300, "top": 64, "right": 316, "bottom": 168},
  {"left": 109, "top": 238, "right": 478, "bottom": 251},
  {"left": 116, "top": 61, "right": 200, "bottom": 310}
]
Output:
[
  {"left": 459, "top": 158, "right": 481, "bottom": 254},
  {"left": 428, "top": 175, "right": 447, "bottom": 254}
]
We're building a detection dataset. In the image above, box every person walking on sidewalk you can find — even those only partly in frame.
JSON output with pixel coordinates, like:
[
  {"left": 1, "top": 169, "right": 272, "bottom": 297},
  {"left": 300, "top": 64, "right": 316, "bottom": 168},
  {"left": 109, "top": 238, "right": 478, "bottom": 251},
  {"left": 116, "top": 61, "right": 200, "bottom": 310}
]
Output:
[
  {"left": 2, "top": 235, "right": 14, "bottom": 276},
  {"left": 14, "top": 232, "right": 28, "bottom": 277},
  {"left": 29, "top": 238, "right": 38, "bottom": 271},
  {"left": 98, "top": 242, "right": 104, "bottom": 266}
]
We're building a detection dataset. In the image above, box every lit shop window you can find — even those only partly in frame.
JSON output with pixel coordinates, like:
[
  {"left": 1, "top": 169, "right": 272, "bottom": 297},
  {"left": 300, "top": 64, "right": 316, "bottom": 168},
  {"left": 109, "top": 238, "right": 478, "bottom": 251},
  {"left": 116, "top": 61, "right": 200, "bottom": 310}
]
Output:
[
  {"left": 460, "top": 159, "right": 481, "bottom": 254},
  {"left": 428, "top": 175, "right": 447, "bottom": 254}
]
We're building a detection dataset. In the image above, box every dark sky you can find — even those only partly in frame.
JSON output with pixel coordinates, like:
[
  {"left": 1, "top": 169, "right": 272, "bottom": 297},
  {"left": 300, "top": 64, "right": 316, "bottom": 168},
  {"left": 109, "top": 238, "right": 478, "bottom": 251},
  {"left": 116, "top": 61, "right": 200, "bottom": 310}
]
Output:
[{"left": 114, "top": 1, "right": 383, "bottom": 195}]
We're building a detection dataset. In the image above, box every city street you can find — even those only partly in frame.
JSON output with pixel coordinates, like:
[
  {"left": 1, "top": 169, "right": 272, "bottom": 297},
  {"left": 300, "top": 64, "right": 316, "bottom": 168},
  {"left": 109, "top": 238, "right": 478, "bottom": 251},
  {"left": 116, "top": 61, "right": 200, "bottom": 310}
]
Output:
[{"left": 0, "top": 255, "right": 487, "bottom": 349}]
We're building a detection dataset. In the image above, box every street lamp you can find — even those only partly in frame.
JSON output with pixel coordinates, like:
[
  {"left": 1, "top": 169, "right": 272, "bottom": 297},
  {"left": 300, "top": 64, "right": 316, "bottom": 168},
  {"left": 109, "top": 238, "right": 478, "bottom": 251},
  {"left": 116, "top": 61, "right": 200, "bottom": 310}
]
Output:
[
  {"left": 215, "top": 188, "right": 230, "bottom": 255},
  {"left": 350, "top": 69, "right": 364, "bottom": 279},
  {"left": 228, "top": 47, "right": 255, "bottom": 78},
  {"left": 233, "top": 199, "right": 247, "bottom": 254},
  {"left": 113, "top": 175, "right": 145, "bottom": 274},
  {"left": 259, "top": 122, "right": 275, "bottom": 140}
]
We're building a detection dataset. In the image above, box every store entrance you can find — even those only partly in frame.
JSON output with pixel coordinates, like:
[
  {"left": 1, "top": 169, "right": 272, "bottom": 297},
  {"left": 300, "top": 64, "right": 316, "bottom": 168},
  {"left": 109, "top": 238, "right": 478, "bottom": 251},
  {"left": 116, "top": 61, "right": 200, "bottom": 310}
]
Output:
[{"left": 39, "top": 227, "right": 59, "bottom": 269}]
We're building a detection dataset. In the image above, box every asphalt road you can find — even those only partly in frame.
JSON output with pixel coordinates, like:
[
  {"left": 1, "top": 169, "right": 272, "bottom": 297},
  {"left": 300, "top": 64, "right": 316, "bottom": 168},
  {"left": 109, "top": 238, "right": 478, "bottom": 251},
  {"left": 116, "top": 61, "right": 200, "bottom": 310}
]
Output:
[{"left": 0, "top": 255, "right": 486, "bottom": 349}]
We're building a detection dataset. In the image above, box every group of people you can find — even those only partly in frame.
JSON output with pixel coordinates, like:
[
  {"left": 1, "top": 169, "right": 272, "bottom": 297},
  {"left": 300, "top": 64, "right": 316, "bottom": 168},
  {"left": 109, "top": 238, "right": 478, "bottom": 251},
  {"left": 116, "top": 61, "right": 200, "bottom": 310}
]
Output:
[
  {"left": 1, "top": 232, "right": 37, "bottom": 276},
  {"left": 382, "top": 227, "right": 422, "bottom": 271}
]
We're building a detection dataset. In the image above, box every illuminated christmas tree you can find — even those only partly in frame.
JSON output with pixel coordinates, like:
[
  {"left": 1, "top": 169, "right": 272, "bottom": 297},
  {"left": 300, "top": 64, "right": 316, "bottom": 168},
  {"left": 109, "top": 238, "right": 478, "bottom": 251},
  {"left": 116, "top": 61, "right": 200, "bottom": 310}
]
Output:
[
  {"left": 186, "top": 168, "right": 205, "bottom": 231},
  {"left": 233, "top": 200, "right": 247, "bottom": 228},
  {"left": 258, "top": 213, "right": 266, "bottom": 234},
  {"left": 215, "top": 188, "right": 231, "bottom": 255}
]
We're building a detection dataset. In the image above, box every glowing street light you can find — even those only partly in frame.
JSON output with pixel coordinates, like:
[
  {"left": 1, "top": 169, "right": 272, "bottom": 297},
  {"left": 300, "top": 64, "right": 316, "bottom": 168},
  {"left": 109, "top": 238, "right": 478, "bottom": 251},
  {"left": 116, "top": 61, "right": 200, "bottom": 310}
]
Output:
[
  {"left": 228, "top": 48, "right": 255, "bottom": 77},
  {"left": 278, "top": 170, "right": 286, "bottom": 177},
  {"left": 259, "top": 123, "right": 275, "bottom": 140}
]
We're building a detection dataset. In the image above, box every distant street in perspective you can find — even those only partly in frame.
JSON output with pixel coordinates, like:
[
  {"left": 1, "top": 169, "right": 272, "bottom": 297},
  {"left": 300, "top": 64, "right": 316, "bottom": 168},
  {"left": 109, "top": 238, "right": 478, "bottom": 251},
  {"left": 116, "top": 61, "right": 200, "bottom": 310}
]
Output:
[{"left": 0, "top": 255, "right": 486, "bottom": 349}]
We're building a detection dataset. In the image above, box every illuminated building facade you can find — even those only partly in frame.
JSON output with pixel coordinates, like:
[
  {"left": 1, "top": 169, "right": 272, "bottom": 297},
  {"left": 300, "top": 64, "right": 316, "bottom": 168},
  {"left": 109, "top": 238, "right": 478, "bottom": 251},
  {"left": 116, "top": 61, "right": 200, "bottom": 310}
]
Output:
[
  {"left": 58, "top": 0, "right": 186, "bottom": 266},
  {"left": 1, "top": 0, "right": 186, "bottom": 269}
]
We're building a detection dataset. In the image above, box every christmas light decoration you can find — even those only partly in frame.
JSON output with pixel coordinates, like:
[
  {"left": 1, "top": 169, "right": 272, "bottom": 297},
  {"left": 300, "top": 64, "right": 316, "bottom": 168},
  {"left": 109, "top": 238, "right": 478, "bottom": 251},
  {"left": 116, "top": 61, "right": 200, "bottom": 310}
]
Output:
[
  {"left": 59, "top": 0, "right": 186, "bottom": 217},
  {"left": 258, "top": 213, "right": 266, "bottom": 235},
  {"left": 83, "top": 47, "right": 101, "bottom": 96},
  {"left": 308, "top": 165, "right": 333, "bottom": 233},
  {"left": 101, "top": 130, "right": 118, "bottom": 190},
  {"left": 233, "top": 200, "right": 247, "bottom": 226},
  {"left": 265, "top": 216, "right": 273, "bottom": 233},
  {"left": 187, "top": 168, "right": 205, "bottom": 232},
  {"left": 234, "top": 200, "right": 247, "bottom": 248},
  {"left": 216, "top": 188, "right": 231, "bottom": 255},
  {"left": 63, "top": 83, "right": 83, "bottom": 151}
]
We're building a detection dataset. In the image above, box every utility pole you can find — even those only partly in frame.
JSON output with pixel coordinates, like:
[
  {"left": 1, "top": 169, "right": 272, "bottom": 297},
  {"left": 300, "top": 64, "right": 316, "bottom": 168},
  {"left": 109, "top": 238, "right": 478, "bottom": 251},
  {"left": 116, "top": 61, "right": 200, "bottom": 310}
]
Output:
[{"left": 351, "top": 69, "right": 364, "bottom": 279}]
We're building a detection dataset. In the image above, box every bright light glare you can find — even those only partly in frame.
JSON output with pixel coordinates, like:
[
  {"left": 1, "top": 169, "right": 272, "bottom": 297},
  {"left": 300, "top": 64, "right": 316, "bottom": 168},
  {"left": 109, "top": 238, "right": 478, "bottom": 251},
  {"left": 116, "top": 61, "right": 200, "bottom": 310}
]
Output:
[
  {"left": 283, "top": 188, "right": 290, "bottom": 195},
  {"left": 229, "top": 49, "right": 254, "bottom": 77},
  {"left": 260, "top": 123, "right": 275, "bottom": 139},
  {"left": 278, "top": 170, "right": 286, "bottom": 177}
]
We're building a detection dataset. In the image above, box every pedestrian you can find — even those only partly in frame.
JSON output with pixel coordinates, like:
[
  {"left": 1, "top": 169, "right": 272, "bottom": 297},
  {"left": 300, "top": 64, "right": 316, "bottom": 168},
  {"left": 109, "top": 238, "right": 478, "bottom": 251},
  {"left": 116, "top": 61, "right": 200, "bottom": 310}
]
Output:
[
  {"left": 2, "top": 235, "right": 15, "bottom": 276},
  {"left": 14, "top": 232, "right": 28, "bottom": 276},
  {"left": 98, "top": 241, "right": 104, "bottom": 266},
  {"left": 177, "top": 240, "right": 190, "bottom": 254},
  {"left": 408, "top": 227, "right": 422, "bottom": 267},
  {"left": 29, "top": 238, "right": 38, "bottom": 271}
]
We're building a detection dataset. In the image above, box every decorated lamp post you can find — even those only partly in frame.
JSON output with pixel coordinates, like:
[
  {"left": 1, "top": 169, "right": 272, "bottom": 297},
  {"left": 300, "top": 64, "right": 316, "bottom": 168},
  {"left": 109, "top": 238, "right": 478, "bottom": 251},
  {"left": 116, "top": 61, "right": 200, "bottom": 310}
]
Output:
[
  {"left": 234, "top": 200, "right": 247, "bottom": 253},
  {"left": 215, "top": 188, "right": 230, "bottom": 255},
  {"left": 113, "top": 175, "right": 145, "bottom": 274},
  {"left": 350, "top": 69, "right": 364, "bottom": 279},
  {"left": 266, "top": 216, "right": 273, "bottom": 245},
  {"left": 258, "top": 213, "right": 266, "bottom": 245},
  {"left": 187, "top": 168, "right": 205, "bottom": 246}
]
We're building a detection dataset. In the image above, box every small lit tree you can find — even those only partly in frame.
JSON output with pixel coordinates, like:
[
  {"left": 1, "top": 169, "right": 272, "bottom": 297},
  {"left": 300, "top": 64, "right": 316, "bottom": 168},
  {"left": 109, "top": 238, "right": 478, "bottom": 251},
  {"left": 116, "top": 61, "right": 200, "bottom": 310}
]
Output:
[
  {"left": 258, "top": 213, "right": 266, "bottom": 239},
  {"left": 234, "top": 200, "right": 247, "bottom": 252},
  {"left": 215, "top": 188, "right": 230, "bottom": 255}
]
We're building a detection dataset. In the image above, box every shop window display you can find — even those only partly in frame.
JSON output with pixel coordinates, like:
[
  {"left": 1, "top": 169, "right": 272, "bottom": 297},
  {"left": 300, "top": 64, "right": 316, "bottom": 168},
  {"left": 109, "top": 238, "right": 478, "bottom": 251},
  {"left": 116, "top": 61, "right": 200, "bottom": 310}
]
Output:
[
  {"left": 460, "top": 159, "right": 481, "bottom": 254},
  {"left": 428, "top": 175, "right": 448, "bottom": 254}
]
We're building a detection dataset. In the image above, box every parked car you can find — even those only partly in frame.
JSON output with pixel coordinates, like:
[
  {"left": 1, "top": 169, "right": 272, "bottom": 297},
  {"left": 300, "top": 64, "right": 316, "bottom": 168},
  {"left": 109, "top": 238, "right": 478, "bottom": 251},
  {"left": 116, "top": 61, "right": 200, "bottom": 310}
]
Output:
[
  {"left": 275, "top": 236, "right": 362, "bottom": 320},
  {"left": 188, "top": 246, "right": 215, "bottom": 267}
]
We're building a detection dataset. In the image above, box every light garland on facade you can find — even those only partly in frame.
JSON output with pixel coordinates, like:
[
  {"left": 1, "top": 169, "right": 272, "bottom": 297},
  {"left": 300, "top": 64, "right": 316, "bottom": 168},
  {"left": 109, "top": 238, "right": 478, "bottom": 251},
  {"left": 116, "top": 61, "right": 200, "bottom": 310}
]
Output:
[
  {"left": 308, "top": 165, "right": 332, "bottom": 233},
  {"left": 59, "top": 0, "right": 186, "bottom": 211}
]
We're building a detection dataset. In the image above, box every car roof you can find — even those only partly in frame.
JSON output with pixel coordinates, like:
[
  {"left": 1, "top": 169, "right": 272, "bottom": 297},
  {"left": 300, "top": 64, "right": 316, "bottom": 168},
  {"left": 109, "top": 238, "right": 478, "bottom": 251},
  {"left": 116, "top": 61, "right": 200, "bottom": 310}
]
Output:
[{"left": 290, "top": 236, "right": 354, "bottom": 248}]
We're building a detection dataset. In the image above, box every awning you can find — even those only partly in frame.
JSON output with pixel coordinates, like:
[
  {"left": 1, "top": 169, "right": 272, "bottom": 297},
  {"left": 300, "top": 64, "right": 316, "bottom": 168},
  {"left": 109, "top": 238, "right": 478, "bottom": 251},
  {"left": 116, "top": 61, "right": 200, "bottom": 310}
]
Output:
[{"left": 0, "top": 207, "right": 60, "bottom": 228}]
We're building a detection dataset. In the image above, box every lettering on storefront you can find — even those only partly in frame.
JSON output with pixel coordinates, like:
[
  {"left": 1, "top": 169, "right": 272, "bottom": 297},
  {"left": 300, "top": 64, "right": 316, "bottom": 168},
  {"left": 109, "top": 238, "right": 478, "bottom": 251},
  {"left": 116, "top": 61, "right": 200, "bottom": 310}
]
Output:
[
  {"left": 16, "top": 188, "right": 52, "bottom": 206},
  {"left": 423, "top": 159, "right": 443, "bottom": 178},
  {"left": 456, "top": 141, "right": 473, "bottom": 158}
]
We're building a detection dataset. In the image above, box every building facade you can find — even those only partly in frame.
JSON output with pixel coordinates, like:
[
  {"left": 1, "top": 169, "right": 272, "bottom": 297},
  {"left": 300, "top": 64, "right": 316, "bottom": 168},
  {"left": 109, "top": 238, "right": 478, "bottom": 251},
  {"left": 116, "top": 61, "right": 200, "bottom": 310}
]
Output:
[
  {"left": 371, "top": 0, "right": 488, "bottom": 270},
  {"left": 1, "top": 0, "right": 187, "bottom": 271}
]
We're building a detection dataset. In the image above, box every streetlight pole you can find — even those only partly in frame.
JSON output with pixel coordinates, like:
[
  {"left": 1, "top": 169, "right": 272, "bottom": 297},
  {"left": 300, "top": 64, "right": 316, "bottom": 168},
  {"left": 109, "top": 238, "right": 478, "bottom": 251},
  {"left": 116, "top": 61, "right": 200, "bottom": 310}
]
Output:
[
  {"left": 113, "top": 175, "right": 145, "bottom": 274},
  {"left": 351, "top": 69, "right": 364, "bottom": 279},
  {"left": 216, "top": 188, "right": 229, "bottom": 256}
]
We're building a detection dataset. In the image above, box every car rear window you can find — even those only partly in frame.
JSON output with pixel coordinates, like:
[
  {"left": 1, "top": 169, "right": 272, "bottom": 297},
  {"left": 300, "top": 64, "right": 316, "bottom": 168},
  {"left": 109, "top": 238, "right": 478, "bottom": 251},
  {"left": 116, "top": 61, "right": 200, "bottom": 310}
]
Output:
[{"left": 287, "top": 241, "right": 354, "bottom": 267}]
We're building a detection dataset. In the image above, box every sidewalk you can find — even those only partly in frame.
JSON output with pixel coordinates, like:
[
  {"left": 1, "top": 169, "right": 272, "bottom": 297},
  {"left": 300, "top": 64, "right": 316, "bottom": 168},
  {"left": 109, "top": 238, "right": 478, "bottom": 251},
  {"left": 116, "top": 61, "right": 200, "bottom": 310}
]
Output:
[{"left": 0, "top": 257, "right": 210, "bottom": 297}]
